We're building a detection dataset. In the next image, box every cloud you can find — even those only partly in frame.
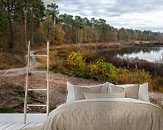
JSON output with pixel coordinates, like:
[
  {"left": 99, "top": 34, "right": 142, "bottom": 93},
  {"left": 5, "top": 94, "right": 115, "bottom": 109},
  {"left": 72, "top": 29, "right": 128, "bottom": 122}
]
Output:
[{"left": 43, "top": 0, "right": 163, "bottom": 32}]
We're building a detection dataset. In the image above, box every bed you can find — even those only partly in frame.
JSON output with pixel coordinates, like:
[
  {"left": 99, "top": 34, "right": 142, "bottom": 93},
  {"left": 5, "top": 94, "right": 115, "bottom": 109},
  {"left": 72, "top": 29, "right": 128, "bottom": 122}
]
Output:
[{"left": 41, "top": 82, "right": 163, "bottom": 130}]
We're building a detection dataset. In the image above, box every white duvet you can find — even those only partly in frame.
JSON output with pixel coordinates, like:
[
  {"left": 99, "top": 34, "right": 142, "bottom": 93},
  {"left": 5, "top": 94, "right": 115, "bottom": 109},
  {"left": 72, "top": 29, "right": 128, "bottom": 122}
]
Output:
[{"left": 41, "top": 98, "right": 163, "bottom": 130}]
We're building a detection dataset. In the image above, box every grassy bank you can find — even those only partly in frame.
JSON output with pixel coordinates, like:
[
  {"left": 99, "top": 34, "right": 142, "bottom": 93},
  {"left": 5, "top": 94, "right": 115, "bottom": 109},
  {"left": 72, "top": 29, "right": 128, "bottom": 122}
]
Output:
[{"left": 0, "top": 52, "right": 26, "bottom": 70}]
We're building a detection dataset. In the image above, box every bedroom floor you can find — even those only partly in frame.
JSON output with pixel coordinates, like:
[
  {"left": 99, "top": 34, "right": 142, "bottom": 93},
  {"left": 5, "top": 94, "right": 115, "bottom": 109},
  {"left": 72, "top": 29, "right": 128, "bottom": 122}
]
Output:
[
  {"left": 0, "top": 113, "right": 46, "bottom": 130},
  {"left": 0, "top": 122, "right": 43, "bottom": 130}
]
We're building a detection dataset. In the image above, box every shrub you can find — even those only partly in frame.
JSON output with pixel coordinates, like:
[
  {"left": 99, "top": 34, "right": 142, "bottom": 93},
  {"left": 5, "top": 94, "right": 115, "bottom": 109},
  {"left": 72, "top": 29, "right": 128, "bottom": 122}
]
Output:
[
  {"left": 0, "top": 107, "right": 15, "bottom": 113},
  {"left": 0, "top": 63, "right": 9, "bottom": 69},
  {"left": 67, "top": 51, "right": 86, "bottom": 71},
  {"left": 109, "top": 67, "right": 151, "bottom": 84},
  {"left": 37, "top": 56, "right": 47, "bottom": 70},
  {"left": 151, "top": 77, "right": 163, "bottom": 92},
  {"left": 0, "top": 53, "right": 26, "bottom": 69},
  {"left": 50, "top": 56, "right": 66, "bottom": 73},
  {"left": 88, "top": 58, "right": 117, "bottom": 80},
  {"left": 66, "top": 51, "right": 151, "bottom": 84},
  {"left": 14, "top": 55, "right": 26, "bottom": 66}
]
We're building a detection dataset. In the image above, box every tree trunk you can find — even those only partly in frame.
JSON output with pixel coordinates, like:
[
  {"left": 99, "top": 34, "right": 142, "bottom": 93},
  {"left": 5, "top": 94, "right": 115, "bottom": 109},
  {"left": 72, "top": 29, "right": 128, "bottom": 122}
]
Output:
[{"left": 8, "top": 11, "right": 14, "bottom": 52}]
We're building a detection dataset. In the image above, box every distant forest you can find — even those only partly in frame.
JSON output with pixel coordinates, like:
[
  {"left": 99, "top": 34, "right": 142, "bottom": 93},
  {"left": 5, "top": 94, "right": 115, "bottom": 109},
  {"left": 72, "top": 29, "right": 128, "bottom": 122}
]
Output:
[{"left": 0, "top": 0, "right": 163, "bottom": 52}]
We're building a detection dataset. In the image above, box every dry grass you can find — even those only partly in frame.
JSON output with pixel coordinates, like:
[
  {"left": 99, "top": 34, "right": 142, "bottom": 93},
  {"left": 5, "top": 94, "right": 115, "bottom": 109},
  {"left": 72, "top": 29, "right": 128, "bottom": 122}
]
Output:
[{"left": 0, "top": 52, "right": 26, "bottom": 70}]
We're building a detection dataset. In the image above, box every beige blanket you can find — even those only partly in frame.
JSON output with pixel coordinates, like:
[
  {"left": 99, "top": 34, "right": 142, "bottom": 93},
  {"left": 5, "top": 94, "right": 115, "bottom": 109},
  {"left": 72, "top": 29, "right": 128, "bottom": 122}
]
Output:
[{"left": 42, "top": 98, "right": 163, "bottom": 130}]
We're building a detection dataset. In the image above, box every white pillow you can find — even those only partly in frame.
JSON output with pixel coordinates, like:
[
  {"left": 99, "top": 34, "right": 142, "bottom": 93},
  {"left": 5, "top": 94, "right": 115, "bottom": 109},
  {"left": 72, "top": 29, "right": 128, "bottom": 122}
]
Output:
[
  {"left": 110, "top": 84, "right": 136, "bottom": 93},
  {"left": 66, "top": 82, "right": 76, "bottom": 103},
  {"left": 138, "top": 83, "right": 149, "bottom": 102},
  {"left": 66, "top": 82, "right": 109, "bottom": 103},
  {"left": 84, "top": 92, "right": 126, "bottom": 99},
  {"left": 109, "top": 83, "right": 150, "bottom": 102}
]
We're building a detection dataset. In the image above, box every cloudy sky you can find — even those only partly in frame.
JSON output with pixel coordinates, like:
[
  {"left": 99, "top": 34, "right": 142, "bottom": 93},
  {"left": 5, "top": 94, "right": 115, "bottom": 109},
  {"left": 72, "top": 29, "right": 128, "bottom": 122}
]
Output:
[{"left": 43, "top": 0, "right": 163, "bottom": 32}]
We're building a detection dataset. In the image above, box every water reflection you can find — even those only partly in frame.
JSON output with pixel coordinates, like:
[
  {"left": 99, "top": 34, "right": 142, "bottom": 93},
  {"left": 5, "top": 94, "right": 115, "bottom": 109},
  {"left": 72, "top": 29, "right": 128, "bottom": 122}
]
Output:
[{"left": 116, "top": 47, "right": 163, "bottom": 62}]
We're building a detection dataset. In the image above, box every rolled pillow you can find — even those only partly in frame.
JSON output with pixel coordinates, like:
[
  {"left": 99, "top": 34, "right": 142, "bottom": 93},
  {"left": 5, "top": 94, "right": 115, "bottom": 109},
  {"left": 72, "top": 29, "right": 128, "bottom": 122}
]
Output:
[
  {"left": 74, "top": 86, "right": 101, "bottom": 100},
  {"left": 84, "top": 92, "right": 126, "bottom": 99}
]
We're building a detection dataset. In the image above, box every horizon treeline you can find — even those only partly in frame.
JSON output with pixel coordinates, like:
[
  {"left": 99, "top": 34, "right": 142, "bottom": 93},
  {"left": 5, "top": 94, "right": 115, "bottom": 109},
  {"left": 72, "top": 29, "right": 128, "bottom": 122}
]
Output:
[{"left": 0, "top": 0, "right": 163, "bottom": 52}]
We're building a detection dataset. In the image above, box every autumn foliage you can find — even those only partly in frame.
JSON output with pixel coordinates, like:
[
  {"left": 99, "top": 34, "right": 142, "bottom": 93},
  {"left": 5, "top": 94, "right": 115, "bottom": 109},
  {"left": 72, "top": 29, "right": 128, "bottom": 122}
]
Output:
[{"left": 67, "top": 51, "right": 151, "bottom": 84}]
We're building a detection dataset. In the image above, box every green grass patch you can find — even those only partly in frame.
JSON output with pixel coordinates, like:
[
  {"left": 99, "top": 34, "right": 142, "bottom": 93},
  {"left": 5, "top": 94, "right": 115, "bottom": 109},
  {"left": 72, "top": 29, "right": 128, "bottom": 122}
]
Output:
[{"left": 0, "top": 107, "right": 15, "bottom": 113}]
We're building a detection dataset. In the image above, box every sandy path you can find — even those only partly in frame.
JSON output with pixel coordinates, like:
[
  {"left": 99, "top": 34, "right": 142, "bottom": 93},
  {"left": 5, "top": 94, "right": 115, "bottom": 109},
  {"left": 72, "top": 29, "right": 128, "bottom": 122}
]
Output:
[{"left": 0, "top": 51, "right": 37, "bottom": 77}]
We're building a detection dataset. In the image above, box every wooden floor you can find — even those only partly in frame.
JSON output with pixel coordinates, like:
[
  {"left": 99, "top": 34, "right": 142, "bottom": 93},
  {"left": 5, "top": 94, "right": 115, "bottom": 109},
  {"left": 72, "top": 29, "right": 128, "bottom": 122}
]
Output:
[
  {"left": 0, "top": 122, "right": 43, "bottom": 130},
  {"left": 0, "top": 113, "right": 46, "bottom": 130}
]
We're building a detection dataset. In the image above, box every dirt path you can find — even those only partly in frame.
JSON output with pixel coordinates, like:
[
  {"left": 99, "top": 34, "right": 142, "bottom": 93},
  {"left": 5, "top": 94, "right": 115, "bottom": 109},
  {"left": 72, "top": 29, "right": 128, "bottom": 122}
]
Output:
[{"left": 0, "top": 51, "right": 37, "bottom": 77}]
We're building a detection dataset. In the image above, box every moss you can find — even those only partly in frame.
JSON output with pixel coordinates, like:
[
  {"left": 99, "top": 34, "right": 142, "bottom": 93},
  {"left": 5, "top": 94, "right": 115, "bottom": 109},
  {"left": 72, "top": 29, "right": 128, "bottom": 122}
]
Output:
[
  {"left": 0, "top": 107, "right": 15, "bottom": 113},
  {"left": 0, "top": 83, "right": 44, "bottom": 113}
]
